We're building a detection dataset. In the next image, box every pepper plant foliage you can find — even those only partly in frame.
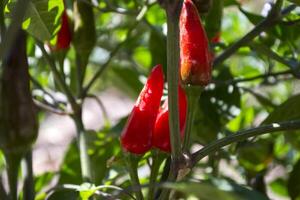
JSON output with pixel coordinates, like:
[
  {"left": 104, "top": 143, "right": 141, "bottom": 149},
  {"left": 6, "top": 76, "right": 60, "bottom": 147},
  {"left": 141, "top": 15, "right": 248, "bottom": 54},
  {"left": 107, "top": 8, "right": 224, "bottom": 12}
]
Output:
[{"left": 1, "top": 0, "right": 300, "bottom": 199}]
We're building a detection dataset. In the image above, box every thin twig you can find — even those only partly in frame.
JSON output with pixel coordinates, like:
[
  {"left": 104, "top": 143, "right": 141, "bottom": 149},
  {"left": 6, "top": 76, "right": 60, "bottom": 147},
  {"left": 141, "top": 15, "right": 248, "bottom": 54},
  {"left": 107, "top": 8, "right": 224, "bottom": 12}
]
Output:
[
  {"left": 30, "top": 76, "right": 64, "bottom": 106},
  {"left": 191, "top": 119, "right": 300, "bottom": 166},
  {"left": 33, "top": 99, "right": 70, "bottom": 115},
  {"left": 213, "top": 4, "right": 297, "bottom": 67},
  {"left": 213, "top": 69, "right": 294, "bottom": 86},
  {"left": 86, "top": 94, "right": 110, "bottom": 126},
  {"left": 36, "top": 42, "right": 78, "bottom": 111}
]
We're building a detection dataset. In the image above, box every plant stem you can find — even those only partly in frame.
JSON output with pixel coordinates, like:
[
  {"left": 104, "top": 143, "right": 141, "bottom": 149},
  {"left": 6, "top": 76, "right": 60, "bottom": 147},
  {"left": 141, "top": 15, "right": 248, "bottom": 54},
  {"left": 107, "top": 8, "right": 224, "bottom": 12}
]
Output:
[
  {"left": 23, "top": 150, "right": 35, "bottom": 200},
  {"left": 73, "top": 112, "right": 92, "bottom": 182},
  {"left": 213, "top": 4, "right": 297, "bottom": 67},
  {"left": 75, "top": 53, "right": 86, "bottom": 97},
  {"left": 191, "top": 119, "right": 300, "bottom": 166},
  {"left": 157, "top": 2, "right": 183, "bottom": 199},
  {"left": 182, "top": 86, "right": 202, "bottom": 152},
  {"left": 36, "top": 42, "right": 77, "bottom": 110},
  {"left": 148, "top": 151, "right": 165, "bottom": 200},
  {"left": 124, "top": 152, "right": 144, "bottom": 200},
  {"left": 37, "top": 42, "right": 92, "bottom": 182},
  {"left": 5, "top": 152, "right": 23, "bottom": 200},
  {"left": 166, "top": 2, "right": 182, "bottom": 161}
]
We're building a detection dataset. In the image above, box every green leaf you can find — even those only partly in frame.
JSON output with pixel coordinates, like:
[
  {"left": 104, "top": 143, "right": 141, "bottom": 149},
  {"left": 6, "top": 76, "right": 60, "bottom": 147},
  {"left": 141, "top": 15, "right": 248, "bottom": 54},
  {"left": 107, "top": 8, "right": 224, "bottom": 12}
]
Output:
[
  {"left": 77, "top": 183, "right": 97, "bottom": 200},
  {"left": 35, "top": 172, "right": 55, "bottom": 195},
  {"left": 287, "top": 0, "right": 300, "bottom": 5},
  {"left": 163, "top": 179, "right": 269, "bottom": 200},
  {"left": 262, "top": 94, "right": 300, "bottom": 124},
  {"left": 59, "top": 130, "right": 120, "bottom": 185},
  {"left": 46, "top": 190, "right": 79, "bottom": 200},
  {"left": 149, "top": 27, "right": 167, "bottom": 74},
  {"left": 239, "top": 7, "right": 264, "bottom": 25},
  {"left": 269, "top": 178, "right": 288, "bottom": 197},
  {"left": 110, "top": 64, "right": 143, "bottom": 98},
  {"left": 194, "top": 67, "right": 241, "bottom": 144},
  {"left": 6, "top": 0, "right": 64, "bottom": 41},
  {"left": 288, "top": 159, "right": 300, "bottom": 200},
  {"left": 237, "top": 139, "right": 273, "bottom": 172}
]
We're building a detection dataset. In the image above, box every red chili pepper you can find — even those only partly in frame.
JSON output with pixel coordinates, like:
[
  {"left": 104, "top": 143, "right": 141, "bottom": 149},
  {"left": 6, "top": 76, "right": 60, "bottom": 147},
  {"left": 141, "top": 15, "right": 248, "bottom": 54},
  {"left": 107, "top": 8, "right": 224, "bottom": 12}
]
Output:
[
  {"left": 152, "top": 86, "right": 187, "bottom": 152},
  {"left": 121, "top": 65, "right": 164, "bottom": 154},
  {"left": 180, "top": 0, "right": 212, "bottom": 86},
  {"left": 55, "top": 10, "right": 71, "bottom": 50}
]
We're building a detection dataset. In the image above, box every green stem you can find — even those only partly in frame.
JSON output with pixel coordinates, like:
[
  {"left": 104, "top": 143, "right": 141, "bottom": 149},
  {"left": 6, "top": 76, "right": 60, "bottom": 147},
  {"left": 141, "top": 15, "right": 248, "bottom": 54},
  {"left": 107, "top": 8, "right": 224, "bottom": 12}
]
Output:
[
  {"left": 73, "top": 112, "right": 92, "bottom": 182},
  {"left": 37, "top": 42, "right": 77, "bottom": 110},
  {"left": 191, "top": 119, "right": 300, "bottom": 166},
  {"left": 157, "top": 2, "right": 183, "bottom": 199},
  {"left": 166, "top": 3, "right": 182, "bottom": 161},
  {"left": 124, "top": 152, "right": 144, "bottom": 200},
  {"left": 183, "top": 86, "right": 202, "bottom": 152},
  {"left": 5, "top": 153, "right": 23, "bottom": 200},
  {"left": 148, "top": 151, "right": 165, "bottom": 200},
  {"left": 23, "top": 151, "right": 35, "bottom": 200},
  {"left": 75, "top": 53, "right": 86, "bottom": 97}
]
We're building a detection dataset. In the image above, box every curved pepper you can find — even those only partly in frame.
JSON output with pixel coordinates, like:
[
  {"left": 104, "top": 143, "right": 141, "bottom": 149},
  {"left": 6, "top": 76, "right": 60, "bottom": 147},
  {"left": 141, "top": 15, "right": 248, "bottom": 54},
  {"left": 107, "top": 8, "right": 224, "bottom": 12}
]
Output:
[
  {"left": 180, "top": 0, "right": 212, "bottom": 86},
  {"left": 0, "top": 30, "right": 38, "bottom": 154},
  {"left": 55, "top": 10, "right": 72, "bottom": 50},
  {"left": 121, "top": 65, "right": 164, "bottom": 154},
  {"left": 152, "top": 86, "right": 187, "bottom": 152}
]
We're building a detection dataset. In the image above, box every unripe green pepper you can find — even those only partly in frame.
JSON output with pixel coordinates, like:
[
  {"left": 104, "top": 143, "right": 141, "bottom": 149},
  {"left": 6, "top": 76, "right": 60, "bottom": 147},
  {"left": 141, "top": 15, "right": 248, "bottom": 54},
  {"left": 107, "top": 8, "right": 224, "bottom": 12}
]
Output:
[
  {"left": 0, "top": 30, "right": 38, "bottom": 154},
  {"left": 73, "top": 0, "right": 96, "bottom": 67}
]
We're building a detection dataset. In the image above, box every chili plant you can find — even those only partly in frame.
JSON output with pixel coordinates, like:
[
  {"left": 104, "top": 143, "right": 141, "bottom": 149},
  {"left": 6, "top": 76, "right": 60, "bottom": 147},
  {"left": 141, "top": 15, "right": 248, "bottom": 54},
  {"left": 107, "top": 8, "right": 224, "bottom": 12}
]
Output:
[{"left": 1, "top": 0, "right": 300, "bottom": 200}]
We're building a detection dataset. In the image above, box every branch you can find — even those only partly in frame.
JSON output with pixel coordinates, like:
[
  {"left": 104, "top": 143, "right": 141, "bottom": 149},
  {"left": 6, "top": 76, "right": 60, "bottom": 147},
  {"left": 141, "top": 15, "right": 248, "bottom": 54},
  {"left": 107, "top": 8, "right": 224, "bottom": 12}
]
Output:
[
  {"left": 86, "top": 94, "right": 110, "bottom": 126},
  {"left": 33, "top": 99, "right": 70, "bottom": 115},
  {"left": 36, "top": 42, "right": 78, "bottom": 111},
  {"left": 30, "top": 76, "right": 65, "bottom": 106},
  {"left": 191, "top": 119, "right": 300, "bottom": 166},
  {"left": 214, "top": 69, "right": 294, "bottom": 86},
  {"left": 213, "top": 4, "right": 297, "bottom": 67}
]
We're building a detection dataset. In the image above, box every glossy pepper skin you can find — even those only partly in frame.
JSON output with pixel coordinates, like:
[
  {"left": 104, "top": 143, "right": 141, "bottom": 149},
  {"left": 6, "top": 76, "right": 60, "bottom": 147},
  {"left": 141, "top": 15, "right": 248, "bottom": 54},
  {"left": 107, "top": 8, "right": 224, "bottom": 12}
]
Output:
[
  {"left": 121, "top": 65, "right": 164, "bottom": 154},
  {"left": 180, "top": 0, "right": 212, "bottom": 86},
  {"left": 0, "top": 30, "right": 38, "bottom": 154},
  {"left": 55, "top": 10, "right": 72, "bottom": 50},
  {"left": 152, "top": 86, "right": 187, "bottom": 152}
]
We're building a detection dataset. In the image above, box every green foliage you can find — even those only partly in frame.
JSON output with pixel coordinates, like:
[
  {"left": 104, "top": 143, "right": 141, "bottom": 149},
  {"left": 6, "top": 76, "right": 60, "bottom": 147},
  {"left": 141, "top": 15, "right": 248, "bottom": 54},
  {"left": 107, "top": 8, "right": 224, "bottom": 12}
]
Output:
[
  {"left": 1, "top": 0, "right": 300, "bottom": 199},
  {"left": 6, "top": 0, "right": 64, "bottom": 41}
]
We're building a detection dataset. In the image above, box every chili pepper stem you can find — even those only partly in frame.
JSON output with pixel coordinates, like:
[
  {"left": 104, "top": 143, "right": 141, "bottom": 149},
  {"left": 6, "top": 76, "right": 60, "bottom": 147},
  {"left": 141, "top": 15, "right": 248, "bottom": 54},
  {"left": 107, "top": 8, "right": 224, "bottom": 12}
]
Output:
[
  {"left": 157, "top": 1, "right": 183, "bottom": 199},
  {"left": 166, "top": 1, "right": 182, "bottom": 162},
  {"left": 124, "top": 152, "right": 144, "bottom": 200},
  {"left": 148, "top": 150, "right": 165, "bottom": 200},
  {"left": 183, "top": 85, "right": 202, "bottom": 152},
  {"left": 5, "top": 152, "right": 23, "bottom": 200},
  {"left": 23, "top": 150, "right": 35, "bottom": 200}
]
